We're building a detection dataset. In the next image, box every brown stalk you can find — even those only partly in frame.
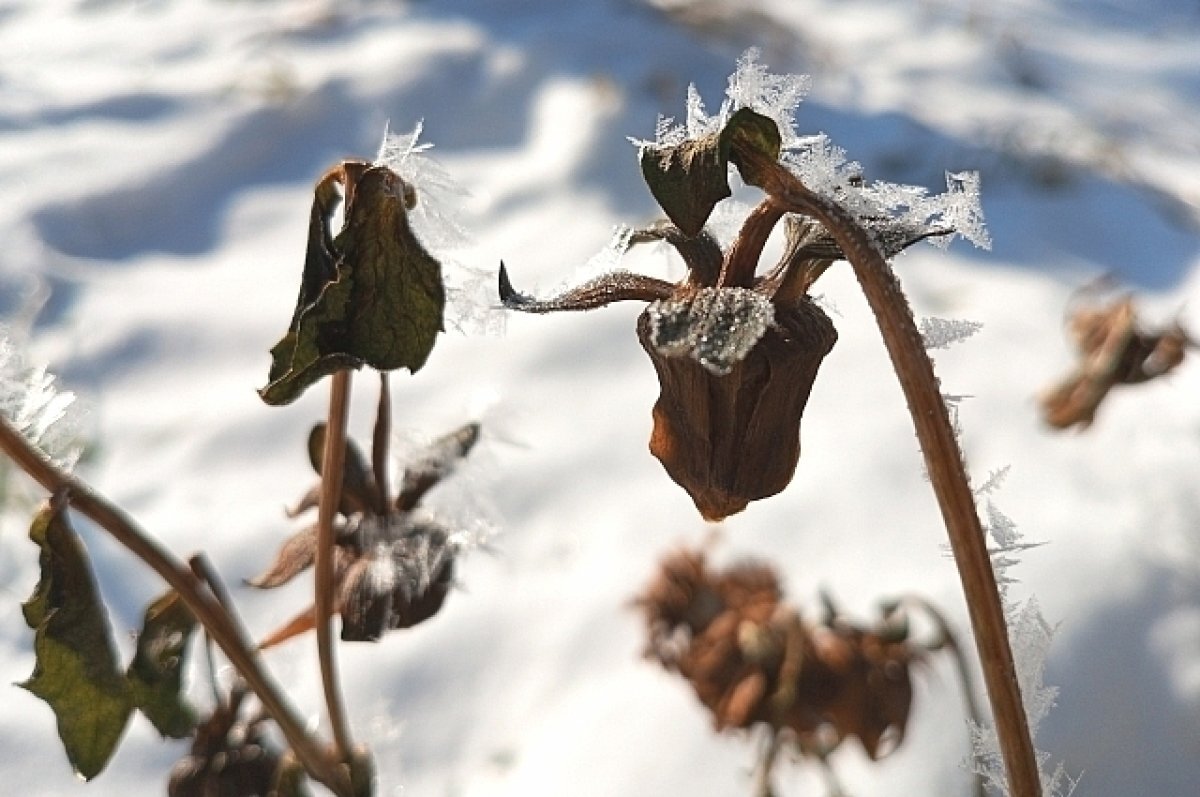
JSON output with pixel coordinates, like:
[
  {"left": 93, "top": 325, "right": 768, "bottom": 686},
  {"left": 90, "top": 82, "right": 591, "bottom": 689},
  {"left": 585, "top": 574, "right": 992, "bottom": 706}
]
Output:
[
  {"left": 719, "top": 198, "right": 786, "bottom": 288},
  {"left": 0, "top": 417, "right": 353, "bottom": 796},
  {"left": 372, "top": 372, "right": 392, "bottom": 514},
  {"left": 735, "top": 145, "right": 1040, "bottom": 797},
  {"left": 317, "top": 369, "right": 355, "bottom": 761}
]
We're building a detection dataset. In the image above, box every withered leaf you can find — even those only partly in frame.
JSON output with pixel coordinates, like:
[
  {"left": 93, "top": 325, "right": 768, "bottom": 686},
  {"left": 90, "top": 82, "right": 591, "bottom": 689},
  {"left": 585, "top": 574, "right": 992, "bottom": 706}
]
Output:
[
  {"left": 260, "top": 162, "right": 446, "bottom": 405},
  {"left": 127, "top": 589, "right": 198, "bottom": 739},
  {"left": 21, "top": 499, "right": 133, "bottom": 780},
  {"left": 639, "top": 107, "right": 782, "bottom": 237}
]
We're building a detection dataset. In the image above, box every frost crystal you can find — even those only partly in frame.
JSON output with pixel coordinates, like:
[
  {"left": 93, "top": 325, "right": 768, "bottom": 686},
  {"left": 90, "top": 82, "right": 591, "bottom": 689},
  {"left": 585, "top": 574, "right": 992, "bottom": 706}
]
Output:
[
  {"left": 375, "top": 122, "right": 504, "bottom": 336},
  {"left": 646, "top": 288, "right": 775, "bottom": 375},
  {"left": 634, "top": 49, "right": 990, "bottom": 254},
  {"left": 920, "top": 317, "right": 984, "bottom": 350},
  {"left": 0, "top": 328, "right": 84, "bottom": 471},
  {"left": 968, "top": 499, "right": 1078, "bottom": 797}
]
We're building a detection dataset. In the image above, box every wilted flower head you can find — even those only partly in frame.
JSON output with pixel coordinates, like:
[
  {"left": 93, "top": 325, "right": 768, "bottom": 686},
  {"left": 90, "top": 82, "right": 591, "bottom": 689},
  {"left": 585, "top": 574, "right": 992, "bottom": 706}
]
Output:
[
  {"left": 500, "top": 50, "right": 987, "bottom": 520},
  {"left": 250, "top": 397, "right": 485, "bottom": 646}
]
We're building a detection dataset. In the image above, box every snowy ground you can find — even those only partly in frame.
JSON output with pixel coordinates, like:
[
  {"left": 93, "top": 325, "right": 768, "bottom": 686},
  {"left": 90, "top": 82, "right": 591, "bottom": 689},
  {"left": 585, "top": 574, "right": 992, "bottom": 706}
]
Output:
[{"left": 2, "top": 1, "right": 1199, "bottom": 795}]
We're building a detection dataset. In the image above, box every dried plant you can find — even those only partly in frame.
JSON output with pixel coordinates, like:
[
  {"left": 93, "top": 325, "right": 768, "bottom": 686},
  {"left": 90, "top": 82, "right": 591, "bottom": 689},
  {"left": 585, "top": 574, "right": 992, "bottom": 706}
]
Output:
[
  {"left": 635, "top": 546, "right": 977, "bottom": 793},
  {"left": 1041, "top": 292, "right": 1193, "bottom": 428},
  {"left": 249, "top": 387, "right": 480, "bottom": 647}
]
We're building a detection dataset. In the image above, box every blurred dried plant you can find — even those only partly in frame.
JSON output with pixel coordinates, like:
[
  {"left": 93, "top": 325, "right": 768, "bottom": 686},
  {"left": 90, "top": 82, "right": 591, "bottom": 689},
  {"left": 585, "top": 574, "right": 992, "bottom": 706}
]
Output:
[
  {"left": 1041, "top": 293, "right": 1193, "bottom": 429},
  {"left": 635, "top": 546, "right": 976, "bottom": 793}
]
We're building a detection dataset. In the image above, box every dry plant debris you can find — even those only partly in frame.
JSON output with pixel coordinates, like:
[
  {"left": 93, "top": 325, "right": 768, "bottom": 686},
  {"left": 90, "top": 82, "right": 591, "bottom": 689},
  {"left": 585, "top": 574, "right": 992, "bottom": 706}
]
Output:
[
  {"left": 1041, "top": 293, "right": 1193, "bottom": 429},
  {"left": 635, "top": 547, "right": 947, "bottom": 763},
  {"left": 169, "top": 686, "right": 309, "bottom": 797}
]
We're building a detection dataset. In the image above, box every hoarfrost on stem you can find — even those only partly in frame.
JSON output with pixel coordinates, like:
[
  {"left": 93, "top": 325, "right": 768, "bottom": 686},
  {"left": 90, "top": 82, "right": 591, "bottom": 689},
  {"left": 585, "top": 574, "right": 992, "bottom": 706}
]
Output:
[
  {"left": 921, "top": 316, "right": 984, "bottom": 350},
  {"left": 969, "top": 500, "right": 1078, "bottom": 797}
]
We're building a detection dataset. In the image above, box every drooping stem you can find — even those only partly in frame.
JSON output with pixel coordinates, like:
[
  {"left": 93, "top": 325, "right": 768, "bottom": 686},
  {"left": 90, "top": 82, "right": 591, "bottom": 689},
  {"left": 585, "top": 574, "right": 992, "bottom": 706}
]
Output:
[
  {"left": 316, "top": 369, "right": 355, "bottom": 761},
  {"left": 737, "top": 146, "right": 1041, "bottom": 797},
  {"left": 719, "top": 197, "right": 785, "bottom": 288},
  {"left": 0, "top": 418, "right": 352, "bottom": 796}
]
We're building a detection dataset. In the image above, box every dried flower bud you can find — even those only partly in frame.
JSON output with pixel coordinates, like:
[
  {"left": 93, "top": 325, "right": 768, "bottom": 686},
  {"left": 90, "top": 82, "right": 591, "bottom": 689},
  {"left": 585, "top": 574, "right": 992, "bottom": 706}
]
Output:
[{"left": 638, "top": 294, "right": 836, "bottom": 520}]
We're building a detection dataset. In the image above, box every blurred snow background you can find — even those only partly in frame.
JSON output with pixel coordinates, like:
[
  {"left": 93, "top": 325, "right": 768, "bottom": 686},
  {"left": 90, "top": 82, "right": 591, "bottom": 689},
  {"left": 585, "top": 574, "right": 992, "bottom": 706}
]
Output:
[{"left": 1, "top": 0, "right": 1199, "bottom": 794}]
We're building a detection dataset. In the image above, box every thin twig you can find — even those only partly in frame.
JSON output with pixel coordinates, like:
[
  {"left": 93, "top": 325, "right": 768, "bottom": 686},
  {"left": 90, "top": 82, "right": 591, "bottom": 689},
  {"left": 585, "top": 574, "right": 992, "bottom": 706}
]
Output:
[
  {"left": 316, "top": 369, "right": 355, "bottom": 760},
  {"left": 0, "top": 417, "right": 351, "bottom": 796},
  {"left": 735, "top": 145, "right": 1041, "bottom": 797},
  {"left": 751, "top": 729, "right": 782, "bottom": 797},
  {"left": 898, "top": 595, "right": 987, "bottom": 797}
]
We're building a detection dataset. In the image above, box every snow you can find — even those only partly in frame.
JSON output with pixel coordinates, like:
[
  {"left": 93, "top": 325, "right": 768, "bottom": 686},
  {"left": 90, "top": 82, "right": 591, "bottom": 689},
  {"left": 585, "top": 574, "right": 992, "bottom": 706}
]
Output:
[{"left": 2, "top": 0, "right": 1200, "bottom": 795}]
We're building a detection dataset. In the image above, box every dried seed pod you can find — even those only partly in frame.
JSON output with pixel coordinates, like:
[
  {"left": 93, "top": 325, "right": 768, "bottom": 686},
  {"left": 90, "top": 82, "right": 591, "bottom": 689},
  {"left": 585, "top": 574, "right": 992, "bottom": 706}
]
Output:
[{"left": 638, "top": 296, "right": 836, "bottom": 520}]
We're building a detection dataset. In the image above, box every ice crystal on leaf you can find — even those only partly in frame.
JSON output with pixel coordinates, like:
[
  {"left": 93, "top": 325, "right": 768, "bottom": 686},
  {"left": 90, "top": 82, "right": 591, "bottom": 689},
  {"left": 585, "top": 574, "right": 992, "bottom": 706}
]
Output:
[{"left": 375, "top": 122, "right": 504, "bottom": 336}]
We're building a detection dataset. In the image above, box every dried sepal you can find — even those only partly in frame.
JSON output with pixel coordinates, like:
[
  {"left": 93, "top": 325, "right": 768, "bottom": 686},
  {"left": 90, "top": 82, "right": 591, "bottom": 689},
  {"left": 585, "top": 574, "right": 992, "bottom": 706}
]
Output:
[
  {"left": 396, "top": 422, "right": 481, "bottom": 511},
  {"left": 1041, "top": 294, "right": 1194, "bottom": 429},
  {"left": 498, "top": 263, "right": 673, "bottom": 313},
  {"left": 636, "top": 547, "right": 925, "bottom": 762},
  {"left": 246, "top": 524, "right": 319, "bottom": 589}
]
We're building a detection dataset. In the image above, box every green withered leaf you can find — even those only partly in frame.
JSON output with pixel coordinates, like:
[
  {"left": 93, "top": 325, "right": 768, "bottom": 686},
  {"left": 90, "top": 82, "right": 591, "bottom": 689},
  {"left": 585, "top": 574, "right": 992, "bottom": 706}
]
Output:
[
  {"left": 127, "top": 589, "right": 198, "bottom": 739},
  {"left": 639, "top": 108, "right": 782, "bottom": 237},
  {"left": 260, "top": 161, "right": 446, "bottom": 405},
  {"left": 20, "top": 500, "right": 133, "bottom": 780}
]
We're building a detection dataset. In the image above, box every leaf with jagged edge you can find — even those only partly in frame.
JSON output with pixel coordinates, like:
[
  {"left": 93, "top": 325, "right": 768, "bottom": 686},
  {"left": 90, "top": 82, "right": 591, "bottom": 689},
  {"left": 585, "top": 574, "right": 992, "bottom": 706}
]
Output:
[
  {"left": 260, "top": 162, "right": 446, "bottom": 405},
  {"left": 639, "top": 108, "right": 781, "bottom": 237},
  {"left": 20, "top": 499, "right": 133, "bottom": 780},
  {"left": 127, "top": 589, "right": 198, "bottom": 739}
]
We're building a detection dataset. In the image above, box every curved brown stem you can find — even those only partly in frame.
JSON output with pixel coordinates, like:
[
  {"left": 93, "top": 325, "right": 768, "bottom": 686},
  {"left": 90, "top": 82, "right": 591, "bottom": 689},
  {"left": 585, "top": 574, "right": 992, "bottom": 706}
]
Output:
[
  {"left": 719, "top": 197, "right": 785, "bottom": 288},
  {"left": 736, "top": 146, "right": 1041, "bottom": 797},
  {"left": 317, "top": 370, "right": 355, "bottom": 761},
  {"left": 0, "top": 418, "right": 352, "bottom": 796}
]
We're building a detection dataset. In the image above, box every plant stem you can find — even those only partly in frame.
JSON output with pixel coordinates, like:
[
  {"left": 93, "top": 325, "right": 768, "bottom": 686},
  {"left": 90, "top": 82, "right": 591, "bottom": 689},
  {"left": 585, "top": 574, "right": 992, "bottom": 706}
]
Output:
[
  {"left": 738, "top": 147, "right": 1041, "bottom": 797},
  {"left": 372, "top": 372, "right": 392, "bottom": 513},
  {"left": 0, "top": 417, "right": 352, "bottom": 796},
  {"left": 719, "top": 198, "right": 785, "bottom": 288},
  {"left": 316, "top": 369, "right": 355, "bottom": 760}
]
